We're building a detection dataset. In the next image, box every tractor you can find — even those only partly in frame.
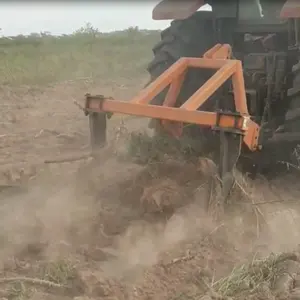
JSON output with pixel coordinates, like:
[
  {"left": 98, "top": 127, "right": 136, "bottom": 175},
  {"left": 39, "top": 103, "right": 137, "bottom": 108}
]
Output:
[
  {"left": 83, "top": 0, "right": 300, "bottom": 201},
  {"left": 148, "top": 0, "right": 300, "bottom": 171}
]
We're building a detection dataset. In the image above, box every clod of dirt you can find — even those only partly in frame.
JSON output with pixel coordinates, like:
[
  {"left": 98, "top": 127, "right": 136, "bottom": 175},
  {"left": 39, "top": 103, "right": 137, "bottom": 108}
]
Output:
[
  {"left": 290, "top": 288, "right": 300, "bottom": 300},
  {"left": 274, "top": 273, "right": 294, "bottom": 296},
  {"left": 121, "top": 158, "right": 212, "bottom": 216},
  {"left": 197, "top": 157, "right": 218, "bottom": 176},
  {"left": 77, "top": 270, "right": 124, "bottom": 298},
  {"left": 140, "top": 178, "right": 186, "bottom": 214}
]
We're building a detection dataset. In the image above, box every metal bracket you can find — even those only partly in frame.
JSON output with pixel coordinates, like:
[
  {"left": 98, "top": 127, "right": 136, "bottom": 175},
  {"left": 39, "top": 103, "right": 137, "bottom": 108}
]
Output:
[
  {"left": 210, "top": 110, "right": 243, "bottom": 202},
  {"left": 218, "top": 132, "right": 242, "bottom": 201},
  {"left": 212, "top": 110, "right": 244, "bottom": 135},
  {"left": 85, "top": 94, "right": 114, "bottom": 119},
  {"left": 84, "top": 93, "right": 94, "bottom": 116},
  {"left": 89, "top": 112, "right": 107, "bottom": 152},
  {"left": 85, "top": 94, "right": 113, "bottom": 152}
]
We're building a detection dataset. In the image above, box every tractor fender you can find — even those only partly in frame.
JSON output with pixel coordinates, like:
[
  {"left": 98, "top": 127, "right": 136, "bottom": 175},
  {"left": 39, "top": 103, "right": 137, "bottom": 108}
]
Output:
[
  {"left": 152, "top": 0, "right": 205, "bottom": 20},
  {"left": 280, "top": 0, "right": 300, "bottom": 18}
]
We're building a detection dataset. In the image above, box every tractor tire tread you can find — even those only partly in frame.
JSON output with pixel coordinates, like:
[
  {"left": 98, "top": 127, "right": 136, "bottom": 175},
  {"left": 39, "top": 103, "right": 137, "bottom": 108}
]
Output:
[{"left": 147, "top": 11, "right": 216, "bottom": 109}]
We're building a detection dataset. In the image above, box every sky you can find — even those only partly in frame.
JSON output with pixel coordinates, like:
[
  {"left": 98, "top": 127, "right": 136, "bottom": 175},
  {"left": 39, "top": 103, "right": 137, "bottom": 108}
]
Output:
[{"left": 0, "top": 1, "right": 211, "bottom": 37}]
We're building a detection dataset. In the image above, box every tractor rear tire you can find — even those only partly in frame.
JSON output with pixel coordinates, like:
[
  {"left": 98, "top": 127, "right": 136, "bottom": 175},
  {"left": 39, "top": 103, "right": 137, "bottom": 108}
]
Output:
[
  {"left": 147, "top": 11, "right": 217, "bottom": 135},
  {"left": 283, "top": 61, "right": 300, "bottom": 134},
  {"left": 259, "top": 59, "right": 300, "bottom": 171}
]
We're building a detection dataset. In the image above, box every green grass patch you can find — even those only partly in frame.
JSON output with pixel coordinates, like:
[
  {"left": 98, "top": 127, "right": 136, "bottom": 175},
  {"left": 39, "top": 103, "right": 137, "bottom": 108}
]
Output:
[{"left": 0, "top": 25, "right": 160, "bottom": 86}]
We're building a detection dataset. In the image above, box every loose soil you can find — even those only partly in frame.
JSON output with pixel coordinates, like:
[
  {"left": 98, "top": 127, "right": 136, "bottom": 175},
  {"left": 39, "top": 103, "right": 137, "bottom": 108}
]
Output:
[{"left": 1, "top": 78, "right": 300, "bottom": 300}]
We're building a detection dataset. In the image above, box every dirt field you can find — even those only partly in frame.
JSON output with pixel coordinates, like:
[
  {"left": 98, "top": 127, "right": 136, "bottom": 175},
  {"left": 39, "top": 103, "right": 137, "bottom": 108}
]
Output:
[{"left": 1, "top": 27, "right": 300, "bottom": 300}]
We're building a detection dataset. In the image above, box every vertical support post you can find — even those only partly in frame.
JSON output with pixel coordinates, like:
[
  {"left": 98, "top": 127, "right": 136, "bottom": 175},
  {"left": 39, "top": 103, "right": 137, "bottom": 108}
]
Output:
[
  {"left": 89, "top": 112, "right": 107, "bottom": 153},
  {"left": 218, "top": 131, "right": 242, "bottom": 202}
]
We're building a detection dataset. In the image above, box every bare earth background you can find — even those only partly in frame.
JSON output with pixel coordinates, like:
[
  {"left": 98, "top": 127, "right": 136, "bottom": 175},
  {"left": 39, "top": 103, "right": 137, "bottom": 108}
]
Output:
[{"left": 1, "top": 24, "right": 300, "bottom": 300}]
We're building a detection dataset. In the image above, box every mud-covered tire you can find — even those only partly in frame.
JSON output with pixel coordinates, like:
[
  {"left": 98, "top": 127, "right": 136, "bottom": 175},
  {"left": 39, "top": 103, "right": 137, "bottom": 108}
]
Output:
[
  {"left": 147, "top": 11, "right": 218, "bottom": 135},
  {"left": 258, "top": 59, "right": 300, "bottom": 172},
  {"left": 266, "top": 60, "right": 300, "bottom": 147},
  {"left": 283, "top": 61, "right": 300, "bottom": 134}
]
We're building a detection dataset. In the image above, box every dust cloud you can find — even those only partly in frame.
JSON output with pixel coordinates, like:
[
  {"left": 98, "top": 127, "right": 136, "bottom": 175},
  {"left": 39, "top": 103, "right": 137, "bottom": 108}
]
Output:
[{"left": 0, "top": 156, "right": 300, "bottom": 298}]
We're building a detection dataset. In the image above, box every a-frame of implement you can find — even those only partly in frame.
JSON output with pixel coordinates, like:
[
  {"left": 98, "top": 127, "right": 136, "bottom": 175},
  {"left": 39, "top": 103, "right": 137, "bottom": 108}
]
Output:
[{"left": 83, "top": 44, "right": 261, "bottom": 200}]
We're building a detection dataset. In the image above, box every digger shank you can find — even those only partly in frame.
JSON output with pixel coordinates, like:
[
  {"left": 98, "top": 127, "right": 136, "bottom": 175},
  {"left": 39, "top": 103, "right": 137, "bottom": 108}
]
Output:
[{"left": 84, "top": 44, "right": 260, "bottom": 201}]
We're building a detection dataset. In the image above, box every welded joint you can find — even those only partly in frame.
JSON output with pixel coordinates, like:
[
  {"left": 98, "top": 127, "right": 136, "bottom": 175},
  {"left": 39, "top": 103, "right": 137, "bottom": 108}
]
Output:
[
  {"left": 212, "top": 110, "right": 245, "bottom": 135},
  {"left": 84, "top": 94, "right": 114, "bottom": 118}
]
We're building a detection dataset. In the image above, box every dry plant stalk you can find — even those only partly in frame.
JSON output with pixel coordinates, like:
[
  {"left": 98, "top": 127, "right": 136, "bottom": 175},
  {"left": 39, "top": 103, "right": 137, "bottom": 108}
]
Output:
[{"left": 0, "top": 277, "right": 65, "bottom": 288}]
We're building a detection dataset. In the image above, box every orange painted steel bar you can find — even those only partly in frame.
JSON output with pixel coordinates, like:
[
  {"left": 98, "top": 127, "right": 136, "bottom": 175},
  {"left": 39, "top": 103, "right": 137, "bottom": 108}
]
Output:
[
  {"left": 131, "top": 57, "right": 228, "bottom": 106},
  {"left": 181, "top": 61, "right": 236, "bottom": 111},
  {"left": 232, "top": 61, "right": 249, "bottom": 115},
  {"left": 86, "top": 97, "right": 259, "bottom": 151},
  {"left": 186, "top": 57, "right": 228, "bottom": 68},
  {"left": 163, "top": 71, "right": 186, "bottom": 108},
  {"left": 133, "top": 58, "right": 187, "bottom": 105},
  {"left": 84, "top": 44, "right": 261, "bottom": 152},
  {"left": 161, "top": 42, "right": 234, "bottom": 136},
  {"left": 161, "top": 70, "right": 186, "bottom": 137},
  {"left": 203, "top": 43, "right": 232, "bottom": 59},
  {"left": 87, "top": 99, "right": 245, "bottom": 129}
]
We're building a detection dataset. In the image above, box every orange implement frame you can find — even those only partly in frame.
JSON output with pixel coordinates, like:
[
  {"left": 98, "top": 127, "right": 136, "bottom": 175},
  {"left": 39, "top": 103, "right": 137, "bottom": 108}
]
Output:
[{"left": 84, "top": 44, "right": 260, "bottom": 152}]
